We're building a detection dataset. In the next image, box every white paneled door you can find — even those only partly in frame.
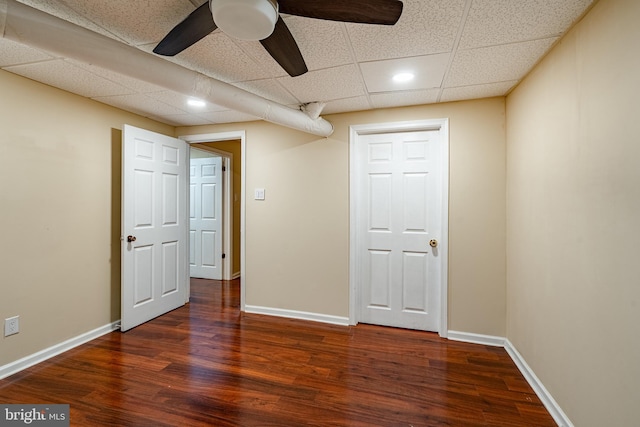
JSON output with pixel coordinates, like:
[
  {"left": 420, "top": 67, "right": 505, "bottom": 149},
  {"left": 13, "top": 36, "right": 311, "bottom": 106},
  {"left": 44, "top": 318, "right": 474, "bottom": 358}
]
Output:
[
  {"left": 121, "top": 125, "right": 187, "bottom": 332},
  {"left": 189, "top": 156, "right": 223, "bottom": 280},
  {"left": 355, "top": 127, "right": 446, "bottom": 332}
]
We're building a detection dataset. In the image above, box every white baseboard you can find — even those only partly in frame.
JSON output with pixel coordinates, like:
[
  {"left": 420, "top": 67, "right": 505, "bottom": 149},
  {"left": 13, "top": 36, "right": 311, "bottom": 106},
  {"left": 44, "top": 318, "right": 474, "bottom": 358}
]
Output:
[
  {"left": 245, "top": 305, "right": 350, "bottom": 326},
  {"left": 0, "top": 321, "right": 120, "bottom": 380},
  {"left": 231, "top": 271, "right": 241, "bottom": 280},
  {"left": 448, "top": 330, "right": 572, "bottom": 427},
  {"left": 504, "top": 339, "right": 573, "bottom": 427},
  {"left": 447, "top": 330, "right": 506, "bottom": 347}
]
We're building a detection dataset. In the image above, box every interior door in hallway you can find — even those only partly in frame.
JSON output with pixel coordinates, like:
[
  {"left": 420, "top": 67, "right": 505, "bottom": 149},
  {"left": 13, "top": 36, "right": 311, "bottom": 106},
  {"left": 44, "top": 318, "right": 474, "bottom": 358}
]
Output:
[
  {"left": 121, "top": 125, "right": 187, "bottom": 331},
  {"left": 356, "top": 129, "right": 444, "bottom": 332},
  {"left": 189, "top": 156, "right": 223, "bottom": 280}
]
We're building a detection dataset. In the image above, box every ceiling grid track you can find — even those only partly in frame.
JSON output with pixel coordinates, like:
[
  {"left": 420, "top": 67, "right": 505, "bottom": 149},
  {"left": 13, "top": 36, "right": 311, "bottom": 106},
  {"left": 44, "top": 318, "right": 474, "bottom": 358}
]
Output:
[{"left": 436, "top": 0, "right": 473, "bottom": 103}]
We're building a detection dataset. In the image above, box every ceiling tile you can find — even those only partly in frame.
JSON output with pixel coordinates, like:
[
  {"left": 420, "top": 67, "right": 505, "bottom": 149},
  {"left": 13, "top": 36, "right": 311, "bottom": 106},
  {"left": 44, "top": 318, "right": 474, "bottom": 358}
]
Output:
[
  {"left": 146, "top": 90, "right": 228, "bottom": 113},
  {"left": 16, "top": 0, "right": 126, "bottom": 41},
  {"left": 0, "top": 39, "right": 55, "bottom": 67},
  {"left": 360, "top": 54, "right": 450, "bottom": 93},
  {"left": 445, "top": 38, "right": 558, "bottom": 87},
  {"left": 232, "top": 38, "right": 297, "bottom": 79},
  {"left": 459, "top": 0, "right": 595, "bottom": 49},
  {"left": 4, "top": 59, "right": 134, "bottom": 97},
  {"left": 232, "top": 40, "right": 288, "bottom": 82},
  {"left": 277, "top": 65, "right": 365, "bottom": 104},
  {"left": 322, "top": 97, "right": 372, "bottom": 115},
  {"left": 56, "top": 0, "right": 196, "bottom": 46},
  {"left": 232, "top": 79, "right": 300, "bottom": 105},
  {"left": 280, "top": 17, "right": 354, "bottom": 71},
  {"left": 347, "top": 0, "right": 467, "bottom": 61},
  {"left": 440, "top": 81, "right": 518, "bottom": 103},
  {"left": 67, "top": 60, "right": 167, "bottom": 94},
  {"left": 161, "top": 32, "right": 275, "bottom": 83},
  {"left": 92, "top": 93, "right": 188, "bottom": 117},
  {"left": 370, "top": 89, "right": 440, "bottom": 110}
]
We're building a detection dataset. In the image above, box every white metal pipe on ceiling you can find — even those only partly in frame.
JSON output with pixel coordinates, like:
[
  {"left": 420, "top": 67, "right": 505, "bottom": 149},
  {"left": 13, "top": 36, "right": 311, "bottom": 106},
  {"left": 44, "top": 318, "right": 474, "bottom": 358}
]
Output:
[{"left": 0, "top": 0, "right": 334, "bottom": 137}]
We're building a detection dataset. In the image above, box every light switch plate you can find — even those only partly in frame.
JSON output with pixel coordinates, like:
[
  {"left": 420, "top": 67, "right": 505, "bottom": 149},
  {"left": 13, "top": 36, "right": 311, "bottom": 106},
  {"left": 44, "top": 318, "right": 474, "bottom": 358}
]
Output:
[
  {"left": 254, "top": 188, "right": 265, "bottom": 200},
  {"left": 4, "top": 316, "right": 19, "bottom": 337}
]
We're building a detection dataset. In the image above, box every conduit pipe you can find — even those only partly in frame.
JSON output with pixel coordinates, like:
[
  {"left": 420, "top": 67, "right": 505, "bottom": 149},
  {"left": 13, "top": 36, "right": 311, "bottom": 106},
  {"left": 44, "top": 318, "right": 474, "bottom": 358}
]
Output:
[{"left": 0, "top": 0, "right": 334, "bottom": 137}]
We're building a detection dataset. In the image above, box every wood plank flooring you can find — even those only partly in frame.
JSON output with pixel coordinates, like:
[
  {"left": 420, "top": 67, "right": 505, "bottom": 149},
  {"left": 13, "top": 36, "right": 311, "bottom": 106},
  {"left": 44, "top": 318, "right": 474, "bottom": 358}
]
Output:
[{"left": 0, "top": 278, "right": 556, "bottom": 426}]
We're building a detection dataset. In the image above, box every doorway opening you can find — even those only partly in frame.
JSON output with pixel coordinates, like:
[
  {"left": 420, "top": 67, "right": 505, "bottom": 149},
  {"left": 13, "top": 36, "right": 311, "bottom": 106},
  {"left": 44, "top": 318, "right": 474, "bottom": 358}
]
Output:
[
  {"left": 181, "top": 131, "right": 246, "bottom": 311},
  {"left": 189, "top": 146, "right": 232, "bottom": 281}
]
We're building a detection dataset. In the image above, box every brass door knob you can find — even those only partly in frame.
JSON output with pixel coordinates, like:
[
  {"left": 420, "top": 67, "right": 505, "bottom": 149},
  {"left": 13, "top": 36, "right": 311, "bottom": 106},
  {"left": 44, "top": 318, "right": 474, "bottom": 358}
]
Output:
[{"left": 429, "top": 239, "right": 438, "bottom": 248}]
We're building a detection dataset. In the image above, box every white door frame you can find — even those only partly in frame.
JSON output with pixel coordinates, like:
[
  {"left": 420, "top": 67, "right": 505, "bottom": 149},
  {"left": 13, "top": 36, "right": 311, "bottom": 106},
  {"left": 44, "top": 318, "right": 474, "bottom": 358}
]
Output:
[
  {"left": 180, "top": 131, "right": 246, "bottom": 311},
  {"left": 190, "top": 146, "right": 232, "bottom": 280},
  {"left": 349, "top": 119, "right": 449, "bottom": 337}
]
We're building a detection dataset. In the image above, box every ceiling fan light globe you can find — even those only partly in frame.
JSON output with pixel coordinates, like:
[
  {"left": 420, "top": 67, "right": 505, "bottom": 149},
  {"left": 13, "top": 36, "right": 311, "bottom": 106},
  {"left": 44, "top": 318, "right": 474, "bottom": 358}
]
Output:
[{"left": 210, "top": 0, "right": 278, "bottom": 41}]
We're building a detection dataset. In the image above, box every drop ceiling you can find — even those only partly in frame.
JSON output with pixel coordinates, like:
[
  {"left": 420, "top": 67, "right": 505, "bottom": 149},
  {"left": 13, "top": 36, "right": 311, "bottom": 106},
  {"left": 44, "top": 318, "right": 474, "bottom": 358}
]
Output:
[{"left": 0, "top": 0, "right": 595, "bottom": 127}]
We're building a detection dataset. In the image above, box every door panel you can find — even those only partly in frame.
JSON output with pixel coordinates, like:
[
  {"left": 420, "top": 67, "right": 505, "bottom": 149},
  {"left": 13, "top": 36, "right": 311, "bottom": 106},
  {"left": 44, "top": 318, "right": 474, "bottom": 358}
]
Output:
[
  {"left": 122, "top": 125, "right": 187, "bottom": 332},
  {"left": 189, "top": 156, "right": 223, "bottom": 279},
  {"left": 163, "top": 173, "right": 179, "bottom": 225},
  {"left": 402, "top": 252, "right": 428, "bottom": 311},
  {"left": 134, "top": 170, "right": 153, "bottom": 227},
  {"left": 357, "top": 129, "right": 443, "bottom": 331},
  {"left": 369, "top": 250, "right": 391, "bottom": 308},
  {"left": 201, "top": 231, "right": 216, "bottom": 267},
  {"left": 133, "top": 245, "right": 153, "bottom": 305},
  {"left": 162, "top": 241, "right": 179, "bottom": 294}
]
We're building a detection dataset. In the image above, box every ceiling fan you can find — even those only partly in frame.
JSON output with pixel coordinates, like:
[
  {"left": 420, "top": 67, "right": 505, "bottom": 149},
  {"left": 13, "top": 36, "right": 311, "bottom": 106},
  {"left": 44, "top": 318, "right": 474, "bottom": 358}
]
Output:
[{"left": 153, "top": 0, "right": 403, "bottom": 77}]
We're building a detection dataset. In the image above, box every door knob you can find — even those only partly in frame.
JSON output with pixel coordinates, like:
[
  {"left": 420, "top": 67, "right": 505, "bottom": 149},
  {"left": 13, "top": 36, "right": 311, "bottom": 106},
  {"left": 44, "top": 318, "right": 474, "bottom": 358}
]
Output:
[
  {"left": 429, "top": 239, "right": 438, "bottom": 248},
  {"left": 127, "top": 235, "right": 137, "bottom": 243}
]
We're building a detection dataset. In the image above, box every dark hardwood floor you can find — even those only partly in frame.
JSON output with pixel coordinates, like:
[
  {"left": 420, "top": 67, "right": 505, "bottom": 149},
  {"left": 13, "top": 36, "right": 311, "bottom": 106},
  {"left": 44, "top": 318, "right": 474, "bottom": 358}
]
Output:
[{"left": 0, "top": 278, "right": 555, "bottom": 426}]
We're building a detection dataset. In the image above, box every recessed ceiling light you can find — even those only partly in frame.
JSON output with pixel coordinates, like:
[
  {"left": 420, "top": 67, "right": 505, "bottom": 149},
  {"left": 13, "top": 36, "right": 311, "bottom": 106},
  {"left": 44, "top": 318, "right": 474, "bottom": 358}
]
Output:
[
  {"left": 393, "top": 72, "right": 415, "bottom": 83},
  {"left": 187, "top": 98, "right": 206, "bottom": 108}
]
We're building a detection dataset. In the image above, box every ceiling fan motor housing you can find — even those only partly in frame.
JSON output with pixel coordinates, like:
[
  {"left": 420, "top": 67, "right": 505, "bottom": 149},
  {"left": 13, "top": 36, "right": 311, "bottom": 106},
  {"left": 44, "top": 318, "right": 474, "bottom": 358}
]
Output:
[{"left": 209, "top": 0, "right": 279, "bottom": 41}]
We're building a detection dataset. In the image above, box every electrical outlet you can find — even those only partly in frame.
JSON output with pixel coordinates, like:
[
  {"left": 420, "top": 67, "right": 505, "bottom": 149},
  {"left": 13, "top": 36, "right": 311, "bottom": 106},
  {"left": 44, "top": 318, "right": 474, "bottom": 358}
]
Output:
[{"left": 4, "top": 316, "right": 19, "bottom": 337}]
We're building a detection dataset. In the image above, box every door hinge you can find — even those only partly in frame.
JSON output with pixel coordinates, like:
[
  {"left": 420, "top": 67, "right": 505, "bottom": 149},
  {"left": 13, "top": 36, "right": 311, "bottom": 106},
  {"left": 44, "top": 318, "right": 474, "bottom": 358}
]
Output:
[
  {"left": 222, "top": 166, "right": 226, "bottom": 172},
  {"left": 222, "top": 253, "right": 226, "bottom": 259}
]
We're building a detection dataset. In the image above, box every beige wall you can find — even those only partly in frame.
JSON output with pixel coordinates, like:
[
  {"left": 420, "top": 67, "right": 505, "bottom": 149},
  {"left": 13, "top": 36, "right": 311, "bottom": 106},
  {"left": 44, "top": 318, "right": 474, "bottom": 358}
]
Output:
[
  {"left": 178, "top": 97, "right": 507, "bottom": 335},
  {"left": 506, "top": 0, "right": 640, "bottom": 425},
  {"left": 1, "top": 46, "right": 507, "bottom": 370},
  {"left": 0, "top": 70, "right": 173, "bottom": 366}
]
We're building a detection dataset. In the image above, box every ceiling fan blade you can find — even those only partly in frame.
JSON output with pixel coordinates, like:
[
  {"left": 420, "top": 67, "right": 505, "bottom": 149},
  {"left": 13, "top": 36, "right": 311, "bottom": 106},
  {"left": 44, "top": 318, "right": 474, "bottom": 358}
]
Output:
[
  {"left": 260, "top": 17, "right": 308, "bottom": 77},
  {"left": 278, "top": 0, "right": 403, "bottom": 25},
  {"left": 153, "top": 2, "right": 217, "bottom": 56}
]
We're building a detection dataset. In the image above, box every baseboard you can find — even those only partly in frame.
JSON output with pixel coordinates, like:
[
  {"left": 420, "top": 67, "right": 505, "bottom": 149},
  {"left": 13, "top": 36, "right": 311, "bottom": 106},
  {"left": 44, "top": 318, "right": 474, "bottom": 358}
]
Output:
[
  {"left": 231, "top": 271, "right": 241, "bottom": 280},
  {"left": 245, "top": 305, "right": 350, "bottom": 326},
  {"left": 0, "top": 321, "right": 120, "bottom": 380},
  {"left": 504, "top": 339, "right": 573, "bottom": 427},
  {"left": 448, "top": 331, "right": 572, "bottom": 427},
  {"left": 447, "top": 330, "right": 506, "bottom": 347}
]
